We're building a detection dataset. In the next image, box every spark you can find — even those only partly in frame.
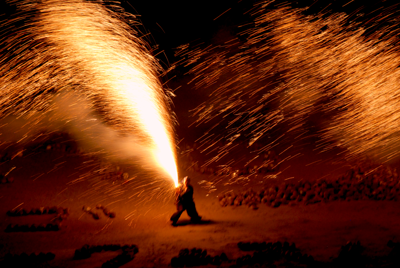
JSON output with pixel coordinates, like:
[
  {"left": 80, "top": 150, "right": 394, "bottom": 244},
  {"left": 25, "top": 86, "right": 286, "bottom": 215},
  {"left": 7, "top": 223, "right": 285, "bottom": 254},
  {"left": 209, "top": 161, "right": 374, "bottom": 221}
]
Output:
[
  {"left": 0, "top": 0, "right": 178, "bottom": 186},
  {"left": 176, "top": 0, "right": 400, "bottom": 174}
]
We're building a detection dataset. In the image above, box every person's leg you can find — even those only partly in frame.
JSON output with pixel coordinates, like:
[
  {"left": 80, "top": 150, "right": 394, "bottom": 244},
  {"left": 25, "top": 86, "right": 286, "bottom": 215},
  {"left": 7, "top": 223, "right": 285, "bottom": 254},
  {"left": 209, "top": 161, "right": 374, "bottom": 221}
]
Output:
[
  {"left": 186, "top": 202, "right": 201, "bottom": 221},
  {"left": 170, "top": 203, "right": 184, "bottom": 224}
]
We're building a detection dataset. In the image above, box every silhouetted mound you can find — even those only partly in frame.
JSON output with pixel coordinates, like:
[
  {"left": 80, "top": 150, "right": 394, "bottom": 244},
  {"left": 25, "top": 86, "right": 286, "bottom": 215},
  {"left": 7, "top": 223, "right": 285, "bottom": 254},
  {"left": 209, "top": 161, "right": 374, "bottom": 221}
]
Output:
[
  {"left": 5, "top": 223, "right": 60, "bottom": 232},
  {"left": 82, "top": 205, "right": 116, "bottom": 220},
  {"left": 4, "top": 206, "right": 69, "bottom": 232},
  {"left": 170, "top": 242, "right": 315, "bottom": 267},
  {"left": 96, "top": 204, "right": 116, "bottom": 218},
  {"left": 219, "top": 165, "right": 400, "bottom": 209},
  {"left": 387, "top": 240, "right": 400, "bottom": 265},
  {"left": 171, "top": 248, "right": 229, "bottom": 267},
  {"left": 6, "top": 206, "right": 69, "bottom": 217},
  {"left": 234, "top": 241, "right": 314, "bottom": 267},
  {"left": 74, "top": 244, "right": 138, "bottom": 268},
  {"left": 333, "top": 241, "right": 365, "bottom": 267},
  {"left": 1, "top": 252, "right": 55, "bottom": 266}
]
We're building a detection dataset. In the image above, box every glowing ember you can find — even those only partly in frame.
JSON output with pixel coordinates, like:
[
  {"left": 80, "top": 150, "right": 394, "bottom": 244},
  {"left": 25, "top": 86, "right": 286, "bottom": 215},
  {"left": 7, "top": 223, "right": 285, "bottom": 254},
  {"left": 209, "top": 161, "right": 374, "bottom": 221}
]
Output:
[
  {"left": 176, "top": 1, "right": 400, "bottom": 166},
  {"left": 0, "top": 0, "right": 178, "bottom": 186}
]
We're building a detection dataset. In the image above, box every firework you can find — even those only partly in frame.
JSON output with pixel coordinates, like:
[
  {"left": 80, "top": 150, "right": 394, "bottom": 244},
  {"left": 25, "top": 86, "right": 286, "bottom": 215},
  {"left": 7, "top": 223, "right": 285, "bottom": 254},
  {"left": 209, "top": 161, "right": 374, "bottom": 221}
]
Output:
[
  {"left": 176, "top": 0, "right": 400, "bottom": 168},
  {"left": 0, "top": 0, "right": 178, "bottom": 186}
]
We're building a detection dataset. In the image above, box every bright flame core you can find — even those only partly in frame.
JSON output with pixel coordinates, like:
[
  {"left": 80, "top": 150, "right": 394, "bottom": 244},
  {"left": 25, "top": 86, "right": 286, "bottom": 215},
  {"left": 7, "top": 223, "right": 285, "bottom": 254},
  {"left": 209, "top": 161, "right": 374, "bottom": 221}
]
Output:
[
  {"left": 35, "top": 0, "right": 179, "bottom": 186},
  {"left": 119, "top": 77, "right": 179, "bottom": 188}
]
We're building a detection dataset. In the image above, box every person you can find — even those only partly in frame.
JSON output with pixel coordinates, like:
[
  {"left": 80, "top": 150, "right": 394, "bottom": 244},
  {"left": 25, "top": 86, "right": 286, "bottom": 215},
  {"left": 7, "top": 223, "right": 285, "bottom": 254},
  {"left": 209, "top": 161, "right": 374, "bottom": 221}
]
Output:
[{"left": 170, "top": 176, "right": 201, "bottom": 225}]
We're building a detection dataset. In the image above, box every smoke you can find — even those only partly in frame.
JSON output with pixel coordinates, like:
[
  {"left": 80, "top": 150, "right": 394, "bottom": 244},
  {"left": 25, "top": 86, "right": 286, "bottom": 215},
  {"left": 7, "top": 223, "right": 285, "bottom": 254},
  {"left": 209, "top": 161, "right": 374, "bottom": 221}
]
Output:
[{"left": 0, "top": 0, "right": 177, "bottom": 180}]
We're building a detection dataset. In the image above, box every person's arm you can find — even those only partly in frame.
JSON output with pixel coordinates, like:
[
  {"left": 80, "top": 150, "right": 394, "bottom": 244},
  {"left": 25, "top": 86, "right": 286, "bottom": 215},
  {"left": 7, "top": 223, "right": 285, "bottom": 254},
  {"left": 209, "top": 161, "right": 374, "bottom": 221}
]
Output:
[{"left": 175, "top": 185, "right": 184, "bottom": 201}]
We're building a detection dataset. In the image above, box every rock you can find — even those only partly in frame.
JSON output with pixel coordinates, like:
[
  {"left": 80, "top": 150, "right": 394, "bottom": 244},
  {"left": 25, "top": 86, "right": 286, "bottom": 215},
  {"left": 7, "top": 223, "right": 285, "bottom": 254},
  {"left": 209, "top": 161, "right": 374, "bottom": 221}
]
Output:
[
  {"left": 92, "top": 213, "right": 100, "bottom": 220},
  {"left": 261, "top": 196, "right": 269, "bottom": 204},
  {"left": 171, "top": 256, "right": 183, "bottom": 267},
  {"left": 57, "top": 207, "right": 64, "bottom": 214},
  {"left": 271, "top": 200, "right": 281, "bottom": 208},
  {"left": 103, "top": 208, "right": 110, "bottom": 216},
  {"left": 233, "top": 198, "right": 242, "bottom": 206},
  {"left": 219, "top": 198, "right": 228, "bottom": 207},
  {"left": 37, "top": 223, "right": 46, "bottom": 231},
  {"left": 45, "top": 252, "right": 55, "bottom": 260},
  {"left": 29, "top": 224, "right": 37, "bottom": 232},
  {"left": 179, "top": 248, "right": 189, "bottom": 257},
  {"left": 49, "top": 206, "right": 58, "bottom": 214},
  {"left": 6, "top": 210, "right": 16, "bottom": 216},
  {"left": 74, "top": 249, "right": 91, "bottom": 260},
  {"left": 82, "top": 206, "right": 91, "bottom": 212},
  {"left": 20, "top": 224, "right": 30, "bottom": 232},
  {"left": 305, "top": 191, "right": 315, "bottom": 201},
  {"left": 250, "top": 204, "right": 258, "bottom": 210},
  {"left": 212, "top": 255, "right": 221, "bottom": 266},
  {"left": 220, "top": 252, "right": 228, "bottom": 262},
  {"left": 291, "top": 191, "right": 299, "bottom": 200},
  {"left": 5, "top": 223, "right": 15, "bottom": 232},
  {"left": 63, "top": 208, "right": 70, "bottom": 215},
  {"left": 46, "top": 224, "right": 54, "bottom": 231}
]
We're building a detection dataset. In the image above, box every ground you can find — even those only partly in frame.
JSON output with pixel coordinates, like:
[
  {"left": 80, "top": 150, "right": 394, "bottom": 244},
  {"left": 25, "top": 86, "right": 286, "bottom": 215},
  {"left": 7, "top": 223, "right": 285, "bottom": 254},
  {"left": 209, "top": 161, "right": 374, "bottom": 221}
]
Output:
[{"left": 0, "top": 142, "right": 400, "bottom": 268}]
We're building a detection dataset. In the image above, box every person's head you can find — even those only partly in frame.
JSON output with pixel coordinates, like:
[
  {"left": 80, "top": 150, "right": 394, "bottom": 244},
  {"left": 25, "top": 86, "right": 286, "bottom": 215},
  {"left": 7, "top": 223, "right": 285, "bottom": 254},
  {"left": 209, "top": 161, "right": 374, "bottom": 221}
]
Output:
[{"left": 183, "top": 176, "right": 190, "bottom": 187}]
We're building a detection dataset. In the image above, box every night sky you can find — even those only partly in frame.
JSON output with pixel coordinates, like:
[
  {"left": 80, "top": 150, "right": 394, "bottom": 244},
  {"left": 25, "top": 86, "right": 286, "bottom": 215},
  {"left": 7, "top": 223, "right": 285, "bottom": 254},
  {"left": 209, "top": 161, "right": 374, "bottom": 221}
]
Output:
[{"left": 121, "top": 0, "right": 400, "bottom": 62}]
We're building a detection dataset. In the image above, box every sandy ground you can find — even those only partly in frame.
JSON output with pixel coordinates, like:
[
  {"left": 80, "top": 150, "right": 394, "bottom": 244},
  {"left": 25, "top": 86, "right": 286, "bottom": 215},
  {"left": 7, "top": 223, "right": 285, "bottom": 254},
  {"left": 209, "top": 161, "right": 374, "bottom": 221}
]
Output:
[{"left": 1, "top": 146, "right": 400, "bottom": 268}]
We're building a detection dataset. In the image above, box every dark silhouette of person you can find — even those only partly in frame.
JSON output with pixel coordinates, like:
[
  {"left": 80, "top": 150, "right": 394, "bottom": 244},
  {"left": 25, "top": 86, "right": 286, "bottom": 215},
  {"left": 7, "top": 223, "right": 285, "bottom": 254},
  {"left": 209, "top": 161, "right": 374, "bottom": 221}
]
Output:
[{"left": 170, "top": 176, "right": 201, "bottom": 225}]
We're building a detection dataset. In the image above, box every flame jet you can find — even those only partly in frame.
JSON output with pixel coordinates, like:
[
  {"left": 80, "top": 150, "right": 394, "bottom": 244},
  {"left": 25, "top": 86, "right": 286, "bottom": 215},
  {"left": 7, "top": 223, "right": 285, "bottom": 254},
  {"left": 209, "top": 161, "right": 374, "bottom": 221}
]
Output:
[{"left": 0, "top": 0, "right": 178, "bottom": 186}]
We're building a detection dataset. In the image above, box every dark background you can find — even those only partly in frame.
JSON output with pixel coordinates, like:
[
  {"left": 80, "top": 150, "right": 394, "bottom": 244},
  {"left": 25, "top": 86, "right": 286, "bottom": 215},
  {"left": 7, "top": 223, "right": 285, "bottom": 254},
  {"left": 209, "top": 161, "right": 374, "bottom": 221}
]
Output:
[{"left": 121, "top": 0, "right": 400, "bottom": 64}]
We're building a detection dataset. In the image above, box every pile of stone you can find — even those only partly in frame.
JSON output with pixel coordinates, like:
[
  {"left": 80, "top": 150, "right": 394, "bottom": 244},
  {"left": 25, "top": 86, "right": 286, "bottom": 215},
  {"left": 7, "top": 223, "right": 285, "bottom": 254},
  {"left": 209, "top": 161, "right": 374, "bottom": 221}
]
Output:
[
  {"left": 96, "top": 204, "right": 116, "bottom": 219},
  {"left": 102, "top": 246, "right": 138, "bottom": 268},
  {"left": 5, "top": 222, "right": 60, "bottom": 232},
  {"left": 170, "top": 248, "right": 229, "bottom": 267},
  {"left": 331, "top": 240, "right": 400, "bottom": 268},
  {"left": 7, "top": 206, "right": 69, "bottom": 217},
  {"left": 74, "top": 244, "right": 138, "bottom": 268},
  {"left": 332, "top": 241, "right": 364, "bottom": 267},
  {"left": 234, "top": 241, "right": 314, "bottom": 267},
  {"left": 171, "top": 241, "right": 313, "bottom": 267},
  {"left": 82, "top": 206, "right": 100, "bottom": 220},
  {"left": 4, "top": 206, "right": 69, "bottom": 232},
  {"left": 82, "top": 205, "right": 116, "bottom": 220},
  {"left": 1, "top": 252, "right": 55, "bottom": 266},
  {"left": 219, "top": 165, "right": 400, "bottom": 209}
]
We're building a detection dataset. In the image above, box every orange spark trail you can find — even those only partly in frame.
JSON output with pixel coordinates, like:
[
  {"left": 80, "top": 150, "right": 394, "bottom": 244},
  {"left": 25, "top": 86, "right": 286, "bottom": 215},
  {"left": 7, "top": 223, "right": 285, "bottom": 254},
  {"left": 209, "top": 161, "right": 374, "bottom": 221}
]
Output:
[
  {"left": 177, "top": 1, "right": 400, "bottom": 166},
  {"left": 0, "top": 0, "right": 178, "bottom": 186}
]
